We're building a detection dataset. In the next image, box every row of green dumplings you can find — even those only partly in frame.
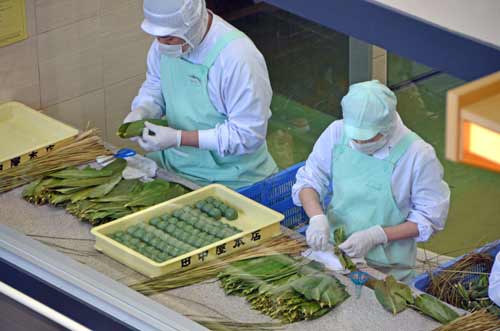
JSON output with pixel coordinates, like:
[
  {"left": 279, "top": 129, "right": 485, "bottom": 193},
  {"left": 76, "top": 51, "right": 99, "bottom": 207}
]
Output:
[{"left": 109, "top": 199, "right": 241, "bottom": 263}]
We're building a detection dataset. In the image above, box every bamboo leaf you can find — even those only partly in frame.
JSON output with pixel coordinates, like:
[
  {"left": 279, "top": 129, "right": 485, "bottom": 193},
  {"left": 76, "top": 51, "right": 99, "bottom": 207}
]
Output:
[
  {"left": 414, "top": 294, "right": 459, "bottom": 324},
  {"left": 49, "top": 166, "right": 112, "bottom": 179},
  {"left": 117, "top": 119, "right": 169, "bottom": 138},
  {"left": 374, "top": 276, "right": 409, "bottom": 315}
]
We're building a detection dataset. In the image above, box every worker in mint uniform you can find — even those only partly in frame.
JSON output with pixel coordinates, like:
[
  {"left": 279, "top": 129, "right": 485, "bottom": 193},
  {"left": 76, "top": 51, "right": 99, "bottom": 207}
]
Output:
[
  {"left": 292, "top": 80, "right": 450, "bottom": 282},
  {"left": 124, "top": 0, "right": 278, "bottom": 189},
  {"left": 489, "top": 251, "right": 500, "bottom": 306}
]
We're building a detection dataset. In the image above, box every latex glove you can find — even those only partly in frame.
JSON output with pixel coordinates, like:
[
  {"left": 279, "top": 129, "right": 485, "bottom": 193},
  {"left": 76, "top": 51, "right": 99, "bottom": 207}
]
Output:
[
  {"left": 305, "top": 214, "right": 330, "bottom": 251},
  {"left": 339, "top": 225, "right": 388, "bottom": 258},
  {"left": 138, "top": 121, "right": 182, "bottom": 152},
  {"left": 123, "top": 107, "right": 162, "bottom": 142}
]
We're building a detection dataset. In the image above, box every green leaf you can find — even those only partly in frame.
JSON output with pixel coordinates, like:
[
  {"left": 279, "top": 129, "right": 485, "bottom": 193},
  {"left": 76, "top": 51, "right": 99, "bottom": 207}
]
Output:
[
  {"left": 414, "top": 294, "right": 459, "bottom": 324},
  {"left": 117, "top": 119, "right": 169, "bottom": 138},
  {"left": 22, "top": 178, "right": 42, "bottom": 198},
  {"left": 374, "top": 276, "right": 411, "bottom": 315},
  {"left": 333, "top": 226, "right": 347, "bottom": 245},
  {"left": 49, "top": 166, "right": 113, "bottom": 179},
  {"left": 70, "top": 174, "right": 122, "bottom": 203}
]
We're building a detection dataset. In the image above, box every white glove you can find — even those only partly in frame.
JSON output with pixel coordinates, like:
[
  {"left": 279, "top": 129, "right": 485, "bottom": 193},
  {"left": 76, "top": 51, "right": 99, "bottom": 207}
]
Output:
[
  {"left": 123, "top": 107, "right": 163, "bottom": 142},
  {"left": 305, "top": 214, "right": 330, "bottom": 251},
  {"left": 339, "top": 225, "right": 388, "bottom": 258},
  {"left": 138, "top": 121, "right": 182, "bottom": 152}
]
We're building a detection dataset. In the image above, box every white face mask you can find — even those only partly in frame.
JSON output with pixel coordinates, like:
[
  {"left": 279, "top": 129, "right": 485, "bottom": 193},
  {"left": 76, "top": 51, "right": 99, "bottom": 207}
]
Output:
[
  {"left": 158, "top": 42, "right": 188, "bottom": 58},
  {"left": 350, "top": 135, "right": 388, "bottom": 155}
]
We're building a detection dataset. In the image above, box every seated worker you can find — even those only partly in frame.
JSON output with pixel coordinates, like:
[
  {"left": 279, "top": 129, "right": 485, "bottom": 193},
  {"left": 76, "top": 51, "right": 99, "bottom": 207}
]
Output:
[
  {"left": 124, "top": 0, "right": 278, "bottom": 189},
  {"left": 292, "top": 80, "right": 450, "bottom": 281}
]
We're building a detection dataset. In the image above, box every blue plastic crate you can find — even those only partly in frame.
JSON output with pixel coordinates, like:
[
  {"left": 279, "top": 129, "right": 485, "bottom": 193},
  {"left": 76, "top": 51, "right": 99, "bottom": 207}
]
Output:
[
  {"left": 238, "top": 162, "right": 308, "bottom": 229},
  {"left": 411, "top": 239, "right": 500, "bottom": 294}
]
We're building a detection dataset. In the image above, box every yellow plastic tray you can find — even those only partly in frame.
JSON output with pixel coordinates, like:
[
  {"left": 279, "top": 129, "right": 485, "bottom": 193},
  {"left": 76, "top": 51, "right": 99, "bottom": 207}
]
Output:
[
  {"left": 92, "top": 184, "right": 284, "bottom": 278},
  {"left": 0, "top": 102, "right": 78, "bottom": 171}
]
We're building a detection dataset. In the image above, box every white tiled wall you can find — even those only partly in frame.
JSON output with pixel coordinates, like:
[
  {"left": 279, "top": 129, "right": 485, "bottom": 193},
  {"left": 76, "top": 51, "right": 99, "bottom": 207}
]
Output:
[{"left": 0, "top": 0, "right": 151, "bottom": 149}]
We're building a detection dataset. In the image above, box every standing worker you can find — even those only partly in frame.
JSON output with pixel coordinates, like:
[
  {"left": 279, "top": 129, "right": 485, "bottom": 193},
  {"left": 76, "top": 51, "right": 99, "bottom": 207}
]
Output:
[
  {"left": 124, "top": 0, "right": 278, "bottom": 189},
  {"left": 293, "top": 80, "right": 450, "bottom": 281}
]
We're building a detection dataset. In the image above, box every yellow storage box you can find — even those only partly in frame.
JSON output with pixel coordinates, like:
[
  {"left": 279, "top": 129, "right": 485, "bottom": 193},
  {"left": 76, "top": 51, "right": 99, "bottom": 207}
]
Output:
[
  {"left": 0, "top": 102, "right": 78, "bottom": 171},
  {"left": 92, "top": 184, "right": 284, "bottom": 278}
]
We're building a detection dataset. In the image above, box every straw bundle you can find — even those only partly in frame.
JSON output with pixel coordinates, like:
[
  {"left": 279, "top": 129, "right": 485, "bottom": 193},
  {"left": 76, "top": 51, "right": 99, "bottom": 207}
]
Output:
[
  {"left": 433, "top": 309, "right": 500, "bottom": 331},
  {"left": 0, "top": 129, "right": 109, "bottom": 193}
]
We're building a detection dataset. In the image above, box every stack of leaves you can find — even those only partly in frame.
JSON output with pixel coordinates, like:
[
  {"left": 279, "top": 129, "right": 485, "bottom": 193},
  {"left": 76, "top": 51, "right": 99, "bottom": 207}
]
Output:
[
  {"left": 433, "top": 308, "right": 500, "bottom": 331},
  {"left": 373, "top": 275, "right": 459, "bottom": 324},
  {"left": 0, "top": 129, "right": 110, "bottom": 193},
  {"left": 130, "top": 234, "right": 307, "bottom": 295},
  {"left": 333, "top": 226, "right": 356, "bottom": 271},
  {"left": 218, "top": 255, "right": 349, "bottom": 323},
  {"left": 426, "top": 252, "right": 496, "bottom": 312},
  {"left": 22, "top": 159, "right": 190, "bottom": 225}
]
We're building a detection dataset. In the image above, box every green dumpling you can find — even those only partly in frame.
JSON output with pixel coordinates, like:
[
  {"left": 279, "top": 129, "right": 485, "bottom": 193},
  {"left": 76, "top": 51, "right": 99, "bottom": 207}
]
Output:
[
  {"left": 172, "top": 209, "right": 183, "bottom": 218},
  {"left": 201, "top": 203, "right": 215, "bottom": 213},
  {"left": 149, "top": 217, "right": 161, "bottom": 227},
  {"left": 208, "top": 208, "right": 222, "bottom": 220},
  {"left": 224, "top": 208, "right": 238, "bottom": 221},
  {"left": 114, "top": 231, "right": 125, "bottom": 238}
]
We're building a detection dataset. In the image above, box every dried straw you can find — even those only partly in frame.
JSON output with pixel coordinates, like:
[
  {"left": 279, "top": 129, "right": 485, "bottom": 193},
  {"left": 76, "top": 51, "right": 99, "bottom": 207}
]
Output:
[
  {"left": 190, "top": 316, "right": 282, "bottom": 331},
  {"left": 0, "top": 129, "right": 110, "bottom": 193},
  {"left": 433, "top": 309, "right": 500, "bottom": 331},
  {"left": 130, "top": 234, "right": 307, "bottom": 295},
  {"left": 426, "top": 253, "right": 494, "bottom": 308}
]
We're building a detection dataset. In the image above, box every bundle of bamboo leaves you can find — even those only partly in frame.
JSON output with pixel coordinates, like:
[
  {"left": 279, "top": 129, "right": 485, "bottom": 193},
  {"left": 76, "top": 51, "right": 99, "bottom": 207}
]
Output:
[
  {"left": 0, "top": 129, "right": 109, "bottom": 193},
  {"left": 22, "top": 159, "right": 190, "bottom": 225},
  {"left": 433, "top": 308, "right": 500, "bottom": 331},
  {"left": 218, "top": 255, "right": 349, "bottom": 323},
  {"left": 426, "top": 252, "right": 495, "bottom": 312},
  {"left": 130, "top": 234, "right": 307, "bottom": 295}
]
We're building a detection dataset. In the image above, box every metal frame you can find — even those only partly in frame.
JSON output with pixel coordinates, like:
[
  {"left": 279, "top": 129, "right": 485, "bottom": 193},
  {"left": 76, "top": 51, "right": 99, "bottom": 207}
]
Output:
[
  {"left": 0, "top": 225, "right": 207, "bottom": 331},
  {"left": 263, "top": 0, "right": 500, "bottom": 81}
]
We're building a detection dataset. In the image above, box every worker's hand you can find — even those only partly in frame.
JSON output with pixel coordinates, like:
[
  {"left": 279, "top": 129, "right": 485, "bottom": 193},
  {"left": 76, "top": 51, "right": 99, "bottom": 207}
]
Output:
[
  {"left": 306, "top": 214, "right": 330, "bottom": 251},
  {"left": 123, "top": 107, "right": 162, "bottom": 142},
  {"left": 138, "top": 121, "right": 182, "bottom": 152},
  {"left": 339, "top": 225, "right": 388, "bottom": 258}
]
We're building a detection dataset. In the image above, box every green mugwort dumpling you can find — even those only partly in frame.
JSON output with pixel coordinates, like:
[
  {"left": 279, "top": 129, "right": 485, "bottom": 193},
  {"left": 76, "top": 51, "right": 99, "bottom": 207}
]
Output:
[
  {"left": 166, "top": 224, "right": 176, "bottom": 233},
  {"left": 218, "top": 204, "right": 228, "bottom": 212},
  {"left": 172, "top": 209, "right": 183, "bottom": 218},
  {"left": 158, "top": 221, "right": 168, "bottom": 231},
  {"left": 205, "top": 197, "right": 215, "bottom": 204},
  {"left": 224, "top": 208, "right": 238, "bottom": 221},
  {"left": 208, "top": 209, "right": 222, "bottom": 220},
  {"left": 202, "top": 203, "right": 214, "bottom": 213},
  {"left": 149, "top": 217, "right": 162, "bottom": 227}
]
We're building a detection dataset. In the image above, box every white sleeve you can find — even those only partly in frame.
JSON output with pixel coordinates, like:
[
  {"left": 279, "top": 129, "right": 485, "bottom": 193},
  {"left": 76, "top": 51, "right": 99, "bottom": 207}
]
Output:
[
  {"left": 198, "top": 39, "right": 272, "bottom": 156},
  {"left": 131, "top": 40, "right": 165, "bottom": 117},
  {"left": 292, "top": 121, "right": 342, "bottom": 207},
  {"left": 406, "top": 144, "right": 450, "bottom": 242},
  {"left": 489, "top": 252, "right": 500, "bottom": 306}
]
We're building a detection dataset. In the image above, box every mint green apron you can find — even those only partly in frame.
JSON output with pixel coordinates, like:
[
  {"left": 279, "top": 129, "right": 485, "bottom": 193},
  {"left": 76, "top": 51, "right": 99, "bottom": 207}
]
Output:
[
  {"left": 147, "top": 30, "right": 278, "bottom": 189},
  {"left": 327, "top": 132, "right": 419, "bottom": 281}
]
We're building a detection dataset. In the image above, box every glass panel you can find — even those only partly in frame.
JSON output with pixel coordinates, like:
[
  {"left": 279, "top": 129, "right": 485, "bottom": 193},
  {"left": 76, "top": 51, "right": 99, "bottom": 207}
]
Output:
[{"left": 230, "top": 7, "right": 348, "bottom": 169}]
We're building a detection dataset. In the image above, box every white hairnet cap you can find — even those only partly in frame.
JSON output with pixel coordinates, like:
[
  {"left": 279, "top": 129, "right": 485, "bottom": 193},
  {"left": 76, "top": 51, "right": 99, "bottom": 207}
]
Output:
[
  {"left": 341, "top": 80, "right": 397, "bottom": 140},
  {"left": 142, "top": 0, "right": 208, "bottom": 48}
]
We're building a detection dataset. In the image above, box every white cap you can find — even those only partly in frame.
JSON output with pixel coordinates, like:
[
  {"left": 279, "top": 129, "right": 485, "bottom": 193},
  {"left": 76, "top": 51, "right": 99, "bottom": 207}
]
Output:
[{"left": 141, "top": 0, "right": 208, "bottom": 48}]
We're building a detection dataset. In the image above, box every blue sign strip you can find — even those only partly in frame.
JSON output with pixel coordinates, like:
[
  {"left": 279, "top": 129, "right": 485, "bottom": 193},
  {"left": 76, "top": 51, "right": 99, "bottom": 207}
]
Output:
[{"left": 264, "top": 0, "right": 500, "bottom": 81}]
